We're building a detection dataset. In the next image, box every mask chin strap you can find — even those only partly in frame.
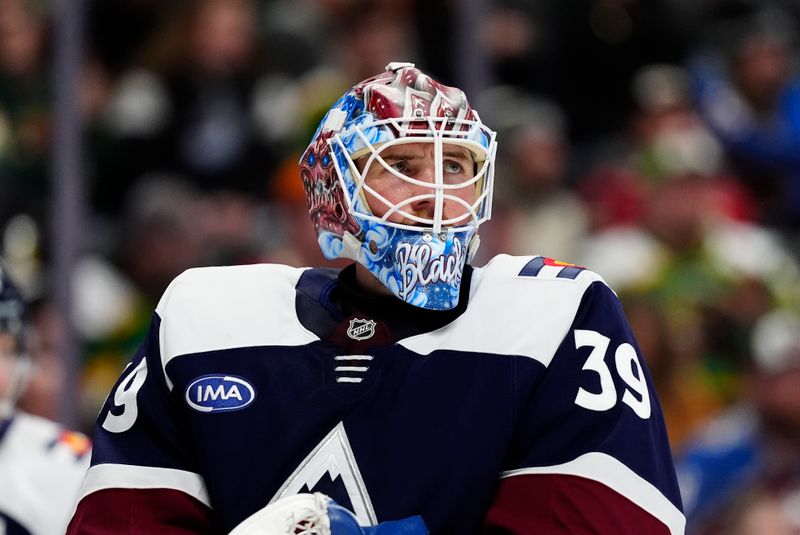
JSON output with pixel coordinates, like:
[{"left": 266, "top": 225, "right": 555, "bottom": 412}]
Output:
[
  {"left": 340, "top": 231, "right": 365, "bottom": 262},
  {"left": 467, "top": 233, "right": 481, "bottom": 263}
]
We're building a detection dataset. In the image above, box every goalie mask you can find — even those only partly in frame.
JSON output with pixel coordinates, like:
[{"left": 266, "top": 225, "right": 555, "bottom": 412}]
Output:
[
  {"left": 0, "top": 263, "right": 31, "bottom": 421},
  {"left": 300, "top": 62, "right": 497, "bottom": 310}
]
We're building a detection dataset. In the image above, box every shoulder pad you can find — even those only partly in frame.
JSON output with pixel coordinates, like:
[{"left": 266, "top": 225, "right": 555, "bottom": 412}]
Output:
[
  {"left": 400, "top": 255, "right": 610, "bottom": 366},
  {"left": 485, "top": 254, "right": 605, "bottom": 283},
  {"left": 157, "top": 264, "right": 319, "bottom": 370}
]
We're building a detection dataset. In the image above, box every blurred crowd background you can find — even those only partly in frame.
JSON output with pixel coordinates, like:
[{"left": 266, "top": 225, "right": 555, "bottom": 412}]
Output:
[{"left": 2, "top": 0, "right": 800, "bottom": 532}]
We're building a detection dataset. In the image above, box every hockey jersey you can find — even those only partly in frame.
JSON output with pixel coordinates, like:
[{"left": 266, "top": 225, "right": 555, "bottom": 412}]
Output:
[
  {"left": 0, "top": 412, "right": 91, "bottom": 535},
  {"left": 68, "top": 255, "right": 684, "bottom": 534}
]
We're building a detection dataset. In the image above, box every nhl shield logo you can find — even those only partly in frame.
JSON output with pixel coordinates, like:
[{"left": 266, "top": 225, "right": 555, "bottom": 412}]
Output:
[{"left": 347, "top": 318, "right": 376, "bottom": 341}]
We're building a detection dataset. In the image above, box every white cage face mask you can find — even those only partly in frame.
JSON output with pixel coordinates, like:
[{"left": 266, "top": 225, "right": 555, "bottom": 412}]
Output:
[
  {"left": 318, "top": 116, "right": 497, "bottom": 310},
  {"left": 331, "top": 117, "right": 496, "bottom": 236},
  {"left": 302, "top": 62, "right": 498, "bottom": 310}
]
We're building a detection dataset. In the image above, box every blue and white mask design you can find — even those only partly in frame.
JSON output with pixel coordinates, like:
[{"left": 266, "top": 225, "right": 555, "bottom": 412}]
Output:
[{"left": 301, "top": 62, "right": 497, "bottom": 310}]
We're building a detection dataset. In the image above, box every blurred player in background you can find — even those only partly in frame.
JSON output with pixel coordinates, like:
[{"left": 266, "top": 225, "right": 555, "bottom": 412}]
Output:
[
  {"left": 68, "top": 63, "right": 683, "bottom": 534},
  {"left": 0, "top": 262, "right": 91, "bottom": 534}
]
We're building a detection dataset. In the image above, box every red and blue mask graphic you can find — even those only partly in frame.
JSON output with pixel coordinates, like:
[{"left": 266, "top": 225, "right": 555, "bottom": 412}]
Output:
[{"left": 299, "top": 63, "right": 497, "bottom": 310}]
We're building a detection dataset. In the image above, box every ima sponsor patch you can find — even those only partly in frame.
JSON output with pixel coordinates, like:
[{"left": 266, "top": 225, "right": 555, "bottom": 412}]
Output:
[{"left": 185, "top": 375, "right": 256, "bottom": 413}]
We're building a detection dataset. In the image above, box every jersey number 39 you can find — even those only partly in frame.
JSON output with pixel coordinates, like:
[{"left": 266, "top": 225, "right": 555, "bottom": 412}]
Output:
[
  {"left": 101, "top": 357, "right": 148, "bottom": 433},
  {"left": 573, "top": 329, "right": 651, "bottom": 419}
]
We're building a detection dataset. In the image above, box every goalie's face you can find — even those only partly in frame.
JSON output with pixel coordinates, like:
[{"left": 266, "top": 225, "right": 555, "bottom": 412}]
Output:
[{"left": 357, "top": 141, "right": 478, "bottom": 228}]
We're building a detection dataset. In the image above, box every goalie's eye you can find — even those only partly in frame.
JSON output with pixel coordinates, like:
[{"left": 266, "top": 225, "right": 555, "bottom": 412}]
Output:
[
  {"left": 390, "top": 160, "right": 412, "bottom": 174},
  {"left": 444, "top": 160, "right": 463, "bottom": 174}
]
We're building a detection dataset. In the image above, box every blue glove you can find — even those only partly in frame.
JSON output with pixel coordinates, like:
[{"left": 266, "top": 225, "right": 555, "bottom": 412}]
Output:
[{"left": 328, "top": 501, "right": 428, "bottom": 535}]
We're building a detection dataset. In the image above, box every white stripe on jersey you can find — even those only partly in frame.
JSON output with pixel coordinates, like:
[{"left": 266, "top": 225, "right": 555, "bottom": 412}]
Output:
[
  {"left": 501, "top": 452, "right": 686, "bottom": 535},
  {"left": 156, "top": 264, "right": 320, "bottom": 390},
  {"left": 399, "top": 254, "right": 606, "bottom": 367},
  {"left": 78, "top": 464, "right": 211, "bottom": 508}
]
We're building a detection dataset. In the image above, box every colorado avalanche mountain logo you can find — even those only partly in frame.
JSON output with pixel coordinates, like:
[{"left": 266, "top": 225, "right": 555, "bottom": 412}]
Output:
[
  {"left": 271, "top": 422, "right": 377, "bottom": 525},
  {"left": 185, "top": 375, "right": 256, "bottom": 413},
  {"left": 347, "top": 318, "right": 377, "bottom": 341}
]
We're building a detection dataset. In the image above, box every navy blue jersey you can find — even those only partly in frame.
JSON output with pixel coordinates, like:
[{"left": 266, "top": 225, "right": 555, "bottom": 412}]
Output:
[{"left": 68, "top": 255, "right": 684, "bottom": 534}]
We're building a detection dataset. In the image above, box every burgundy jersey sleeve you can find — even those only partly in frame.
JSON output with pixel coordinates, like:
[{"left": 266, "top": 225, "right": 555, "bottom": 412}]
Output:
[{"left": 484, "top": 281, "right": 685, "bottom": 534}]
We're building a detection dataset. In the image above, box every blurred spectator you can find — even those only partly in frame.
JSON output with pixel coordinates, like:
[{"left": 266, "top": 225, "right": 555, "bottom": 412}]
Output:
[
  {"left": 675, "top": 308, "right": 800, "bottom": 534},
  {"left": 477, "top": 86, "right": 589, "bottom": 262},
  {"left": 0, "top": 0, "right": 117, "bottom": 293},
  {"left": 0, "top": 0, "right": 50, "bottom": 230},
  {"left": 328, "top": 0, "right": 416, "bottom": 83},
  {"left": 727, "top": 487, "right": 800, "bottom": 535},
  {"left": 578, "top": 63, "right": 754, "bottom": 232},
  {"left": 478, "top": 2, "right": 557, "bottom": 95},
  {"left": 689, "top": 2, "right": 800, "bottom": 230},
  {"left": 539, "top": 0, "right": 695, "bottom": 143},
  {"left": 99, "top": 0, "right": 278, "bottom": 214}
]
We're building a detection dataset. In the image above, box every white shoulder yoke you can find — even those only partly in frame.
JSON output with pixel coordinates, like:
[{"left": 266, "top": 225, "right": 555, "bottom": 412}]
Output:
[
  {"left": 399, "top": 255, "right": 608, "bottom": 367},
  {"left": 156, "top": 264, "right": 319, "bottom": 383}
]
